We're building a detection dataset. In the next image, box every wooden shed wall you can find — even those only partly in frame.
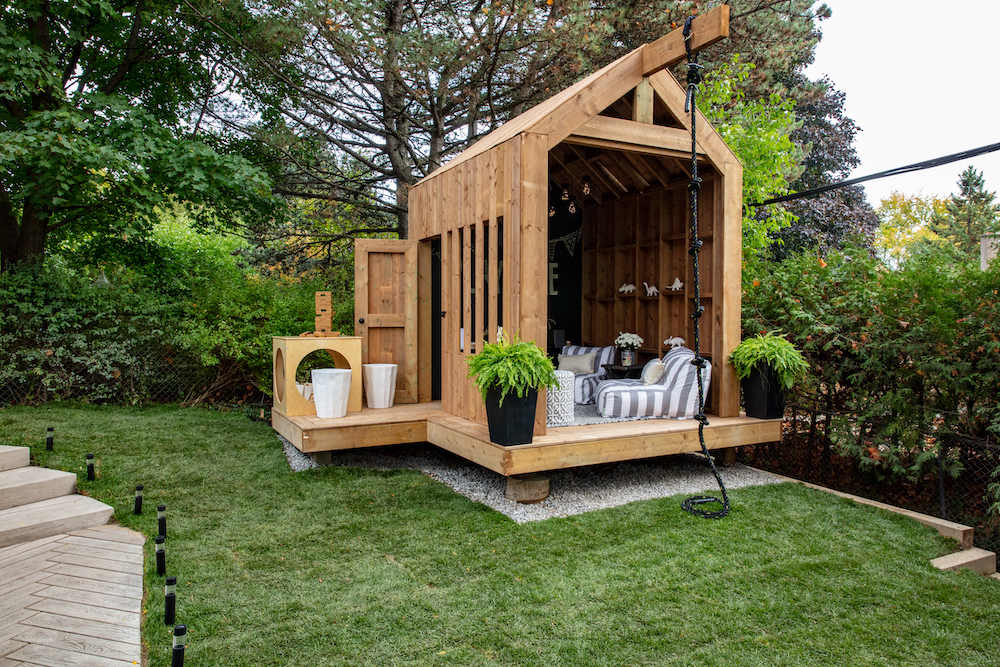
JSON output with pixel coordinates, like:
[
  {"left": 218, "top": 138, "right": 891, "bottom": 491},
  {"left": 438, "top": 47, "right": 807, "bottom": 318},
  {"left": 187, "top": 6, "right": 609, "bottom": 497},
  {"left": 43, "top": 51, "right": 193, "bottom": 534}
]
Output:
[
  {"left": 579, "top": 169, "right": 741, "bottom": 416},
  {"left": 411, "top": 134, "right": 549, "bottom": 431}
]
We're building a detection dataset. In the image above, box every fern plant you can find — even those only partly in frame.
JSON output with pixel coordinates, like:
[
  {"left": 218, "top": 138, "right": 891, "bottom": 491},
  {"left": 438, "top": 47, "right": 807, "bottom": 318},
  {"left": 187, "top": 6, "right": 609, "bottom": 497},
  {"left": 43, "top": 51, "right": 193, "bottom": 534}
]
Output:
[
  {"left": 467, "top": 330, "right": 558, "bottom": 406},
  {"left": 729, "top": 331, "right": 808, "bottom": 392}
]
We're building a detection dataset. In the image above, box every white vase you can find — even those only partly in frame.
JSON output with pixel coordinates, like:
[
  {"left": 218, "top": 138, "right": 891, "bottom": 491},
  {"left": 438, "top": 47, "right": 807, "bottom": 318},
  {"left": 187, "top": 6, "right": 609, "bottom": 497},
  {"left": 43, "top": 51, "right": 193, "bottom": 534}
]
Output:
[
  {"left": 311, "top": 368, "right": 352, "bottom": 418},
  {"left": 363, "top": 364, "right": 398, "bottom": 409}
]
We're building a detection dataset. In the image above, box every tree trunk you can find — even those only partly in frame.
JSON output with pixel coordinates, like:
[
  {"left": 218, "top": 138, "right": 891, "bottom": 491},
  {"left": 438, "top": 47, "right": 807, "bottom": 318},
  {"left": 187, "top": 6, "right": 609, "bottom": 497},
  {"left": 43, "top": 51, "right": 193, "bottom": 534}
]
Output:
[{"left": 0, "top": 198, "right": 48, "bottom": 271}]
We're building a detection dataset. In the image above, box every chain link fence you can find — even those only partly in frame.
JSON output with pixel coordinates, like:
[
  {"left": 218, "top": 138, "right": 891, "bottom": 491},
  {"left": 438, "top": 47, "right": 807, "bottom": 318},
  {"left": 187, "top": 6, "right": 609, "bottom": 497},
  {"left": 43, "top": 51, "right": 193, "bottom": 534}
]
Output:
[
  {"left": 0, "top": 339, "right": 269, "bottom": 410},
  {"left": 739, "top": 403, "right": 1000, "bottom": 553}
]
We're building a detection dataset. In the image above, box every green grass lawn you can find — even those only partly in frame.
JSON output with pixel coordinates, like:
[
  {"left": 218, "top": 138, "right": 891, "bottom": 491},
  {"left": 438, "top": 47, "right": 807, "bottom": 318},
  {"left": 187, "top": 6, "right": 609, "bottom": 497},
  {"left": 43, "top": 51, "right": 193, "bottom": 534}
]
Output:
[{"left": 2, "top": 404, "right": 999, "bottom": 667}]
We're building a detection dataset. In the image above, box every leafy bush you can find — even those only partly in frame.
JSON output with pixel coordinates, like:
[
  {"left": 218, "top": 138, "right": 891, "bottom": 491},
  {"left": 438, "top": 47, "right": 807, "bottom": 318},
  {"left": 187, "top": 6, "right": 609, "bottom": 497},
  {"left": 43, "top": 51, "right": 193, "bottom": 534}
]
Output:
[
  {"left": 744, "top": 248, "right": 1000, "bottom": 481},
  {"left": 0, "top": 219, "right": 340, "bottom": 405}
]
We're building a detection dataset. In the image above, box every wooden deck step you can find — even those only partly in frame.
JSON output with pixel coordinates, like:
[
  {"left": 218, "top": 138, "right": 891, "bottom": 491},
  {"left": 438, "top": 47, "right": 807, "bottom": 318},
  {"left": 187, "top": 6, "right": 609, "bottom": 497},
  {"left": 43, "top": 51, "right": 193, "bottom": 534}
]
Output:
[
  {"left": 0, "top": 445, "right": 30, "bottom": 473},
  {"left": 0, "top": 496, "right": 113, "bottom": 549},
  {"left": 0, "top": 467, "right": 77, "bottom": 511},
  {"left": 930, "top": 547, "right": 997, "bottom": 576}
]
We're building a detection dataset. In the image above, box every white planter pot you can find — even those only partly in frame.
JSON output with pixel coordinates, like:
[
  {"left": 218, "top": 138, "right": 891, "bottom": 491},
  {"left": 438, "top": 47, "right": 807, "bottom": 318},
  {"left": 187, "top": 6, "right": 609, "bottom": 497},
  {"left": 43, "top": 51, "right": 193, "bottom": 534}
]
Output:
[
  {"left": 363, "top": 363, "right": 398, "bottom": 409},
  {"left": 311, "top": 368, "right": 352, "bottom": 418}
]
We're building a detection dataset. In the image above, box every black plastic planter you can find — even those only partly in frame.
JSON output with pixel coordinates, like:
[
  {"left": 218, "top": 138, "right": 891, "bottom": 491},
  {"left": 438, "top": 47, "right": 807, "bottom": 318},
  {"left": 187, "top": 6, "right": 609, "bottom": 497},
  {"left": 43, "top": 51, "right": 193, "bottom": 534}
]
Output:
[
  {"left": 742, "top": 363, "right": 786, "bottom": 419},
  {"left": 485, "top": 386, "right": 538, "bottom": 446}
]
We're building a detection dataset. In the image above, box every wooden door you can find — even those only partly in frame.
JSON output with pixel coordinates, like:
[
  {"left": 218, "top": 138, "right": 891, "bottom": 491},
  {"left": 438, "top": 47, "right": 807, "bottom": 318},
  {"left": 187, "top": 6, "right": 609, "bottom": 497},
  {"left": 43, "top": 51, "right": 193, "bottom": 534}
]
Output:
[{"left": 354, "top": 239, "right": 418, "bottom": 404}]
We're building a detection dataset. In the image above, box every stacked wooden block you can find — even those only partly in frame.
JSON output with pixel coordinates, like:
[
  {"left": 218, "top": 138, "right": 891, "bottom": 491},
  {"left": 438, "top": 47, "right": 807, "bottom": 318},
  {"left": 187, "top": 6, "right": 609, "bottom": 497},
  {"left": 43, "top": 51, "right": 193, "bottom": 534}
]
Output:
[{"left": 300, "top": 291, "right": 340, "bottom": 337}]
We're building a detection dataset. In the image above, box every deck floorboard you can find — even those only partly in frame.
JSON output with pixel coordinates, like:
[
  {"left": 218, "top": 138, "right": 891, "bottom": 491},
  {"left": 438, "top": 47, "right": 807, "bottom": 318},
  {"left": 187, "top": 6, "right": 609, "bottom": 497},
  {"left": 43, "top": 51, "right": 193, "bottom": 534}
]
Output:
[{"left": 0, "top": 527, "right": 143, "bottom": 667}]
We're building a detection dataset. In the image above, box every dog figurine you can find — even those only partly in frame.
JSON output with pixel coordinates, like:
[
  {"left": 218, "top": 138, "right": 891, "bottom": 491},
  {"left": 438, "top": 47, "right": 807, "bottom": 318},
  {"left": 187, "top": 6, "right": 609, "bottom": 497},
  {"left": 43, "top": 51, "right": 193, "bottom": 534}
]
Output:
[{"left": 643, "top": 282, "right": 660, "bottom": 296}]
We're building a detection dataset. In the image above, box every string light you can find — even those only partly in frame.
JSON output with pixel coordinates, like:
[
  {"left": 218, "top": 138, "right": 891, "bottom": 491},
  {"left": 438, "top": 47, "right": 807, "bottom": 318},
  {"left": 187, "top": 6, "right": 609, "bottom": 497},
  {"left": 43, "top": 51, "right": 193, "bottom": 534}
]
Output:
[{"left": 582, "top": 178, "right": 591, "bottom": 196}]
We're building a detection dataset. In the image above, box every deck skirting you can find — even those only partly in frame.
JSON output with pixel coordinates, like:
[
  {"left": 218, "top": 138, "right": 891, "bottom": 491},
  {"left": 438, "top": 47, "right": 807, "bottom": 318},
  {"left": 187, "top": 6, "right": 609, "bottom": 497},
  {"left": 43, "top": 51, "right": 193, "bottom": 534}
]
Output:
[{"left": 274, "top": 402, "right": 781, "bottom": 476}]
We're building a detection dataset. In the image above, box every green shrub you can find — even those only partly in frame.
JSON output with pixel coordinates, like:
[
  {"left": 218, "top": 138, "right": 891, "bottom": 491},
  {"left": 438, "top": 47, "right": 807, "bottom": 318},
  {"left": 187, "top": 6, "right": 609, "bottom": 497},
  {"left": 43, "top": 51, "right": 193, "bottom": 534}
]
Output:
[
  {"left": 0, "top": 219, "right": 343, "bottom": 404},
  {"left": 744, "top": 248, "right": 1000, "bottom": 480}
]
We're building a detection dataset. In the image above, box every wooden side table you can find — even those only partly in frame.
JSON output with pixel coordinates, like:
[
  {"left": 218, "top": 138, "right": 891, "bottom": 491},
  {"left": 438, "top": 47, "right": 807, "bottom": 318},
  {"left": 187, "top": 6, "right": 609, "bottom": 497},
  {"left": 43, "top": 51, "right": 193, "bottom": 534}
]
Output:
[
  {"left": 273, "top": 336, "right": 362, "bottom": 417},
  {"left": 602, "top": 364, "right": 643, "bottom": 380}
]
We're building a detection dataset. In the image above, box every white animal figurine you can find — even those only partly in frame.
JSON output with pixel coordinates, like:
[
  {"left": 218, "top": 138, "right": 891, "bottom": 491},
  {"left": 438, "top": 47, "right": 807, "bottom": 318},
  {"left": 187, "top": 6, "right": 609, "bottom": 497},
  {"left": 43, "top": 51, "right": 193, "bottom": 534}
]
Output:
[
  {"left": 667, "top": 277, "right": 684, "bottom": 292},
  {"left": 643, "top": 282, "right": 660, "bottom": 296},
  {"left": 619, "top": 283, "right": 636, "bottom": 294},
  {"left": 663, "top": 336, "right": 685, "bottom": 349}
]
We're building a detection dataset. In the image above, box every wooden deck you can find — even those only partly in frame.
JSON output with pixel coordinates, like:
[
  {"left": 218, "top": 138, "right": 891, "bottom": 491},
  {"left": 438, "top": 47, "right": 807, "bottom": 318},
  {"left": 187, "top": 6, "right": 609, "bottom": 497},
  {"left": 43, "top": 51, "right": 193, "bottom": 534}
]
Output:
[
  {"left": 0, "top": 525, "right": 144, "bottom": 667},
  {"left": 273, "top": 401, "right": 782, "bottom": 476}
]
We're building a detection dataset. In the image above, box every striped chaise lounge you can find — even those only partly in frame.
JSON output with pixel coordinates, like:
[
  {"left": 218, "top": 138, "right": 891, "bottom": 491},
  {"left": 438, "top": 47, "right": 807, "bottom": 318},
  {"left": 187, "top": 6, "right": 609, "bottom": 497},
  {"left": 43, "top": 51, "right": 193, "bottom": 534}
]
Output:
[
  {"left": 594, "top": 347, "right": 711, "bottom": 419},
  {"left": 559, "top": 344, "right": 616, "bottom": 404}
]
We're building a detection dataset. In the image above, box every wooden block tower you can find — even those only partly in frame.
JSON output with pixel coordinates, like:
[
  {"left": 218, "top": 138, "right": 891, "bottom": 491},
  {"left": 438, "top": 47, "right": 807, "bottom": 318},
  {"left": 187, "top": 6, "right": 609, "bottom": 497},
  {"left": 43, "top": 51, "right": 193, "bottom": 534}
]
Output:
[{"left": 315, "top": 291, "right": 333, "bottom": 335}]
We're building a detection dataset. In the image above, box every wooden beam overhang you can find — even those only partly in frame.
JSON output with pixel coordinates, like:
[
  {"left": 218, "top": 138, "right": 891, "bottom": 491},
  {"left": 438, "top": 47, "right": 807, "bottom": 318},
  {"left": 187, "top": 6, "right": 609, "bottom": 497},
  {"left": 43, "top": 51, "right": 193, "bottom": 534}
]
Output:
[
  {"left": 642, "top": 5, "right": 729, "bottom": 77},
  {"left": 563, "top": 115, "right": 707, "bottom": 161}
]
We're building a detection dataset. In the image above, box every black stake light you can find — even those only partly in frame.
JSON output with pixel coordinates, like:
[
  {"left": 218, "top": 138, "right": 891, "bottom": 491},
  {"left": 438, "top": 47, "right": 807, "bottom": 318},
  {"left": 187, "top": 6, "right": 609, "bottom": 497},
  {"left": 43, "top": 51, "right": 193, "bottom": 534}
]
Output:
[
  {"left": 158, "top": 504, "right": 167, "bottom": 538},
  {"left": 134, "top": 485, "right": 143, "bottom": 515},
  {"left": 165, "top": 576, "right": 177, "bottom": 625},
  {"left": 171, "top": 625, "right": 186, "bottom": 667},
  {"left": 155, "top": 535, "right": 166, "bottom": 576},
  {"left": 86, "top": 453, "right": 95, "bottom": 481},
  {"left": 46, "top": 427, "right": 53, "bottom": 451}
]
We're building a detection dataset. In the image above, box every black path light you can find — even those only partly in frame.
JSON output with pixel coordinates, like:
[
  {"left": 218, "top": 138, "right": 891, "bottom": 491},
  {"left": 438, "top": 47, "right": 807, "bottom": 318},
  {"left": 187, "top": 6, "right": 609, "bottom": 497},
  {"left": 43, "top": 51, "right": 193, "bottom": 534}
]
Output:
[
  {"left": 158, "top": 504, "right": 167, "bottom": 538},
  {"left": 155, "top": 535, "right": 166, "bottom": 576},
  {"left": 46, "top": 427, "right": 53, "bottom": 451},
  {"left": 134, "top": 485, "right": 144, "bottom": 515},
  {"left": 171, "top": 625, "right": 187, "bottom": 667},
  {"left": 164, "top": 576, "right": 177, "bottom": 625},
  {"left": 86, "top": 453, "right": 95, "bottom": 481}
]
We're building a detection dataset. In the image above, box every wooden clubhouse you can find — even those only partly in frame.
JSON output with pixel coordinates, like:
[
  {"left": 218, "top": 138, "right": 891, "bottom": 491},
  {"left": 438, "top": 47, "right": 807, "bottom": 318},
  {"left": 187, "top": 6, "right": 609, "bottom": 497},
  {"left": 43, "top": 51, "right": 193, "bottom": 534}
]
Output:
[{"left": 272, "top": 6, "right": 782, "bottom": 477}]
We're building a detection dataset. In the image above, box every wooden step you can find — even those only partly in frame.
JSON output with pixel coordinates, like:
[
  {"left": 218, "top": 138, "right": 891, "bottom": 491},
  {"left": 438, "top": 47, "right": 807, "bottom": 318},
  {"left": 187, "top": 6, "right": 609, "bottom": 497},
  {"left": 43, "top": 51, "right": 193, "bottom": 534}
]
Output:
[
  {"left": 0, "top": 495, "right": 113, "bottom": 548},
  {"left": 930, "top": 547, "right": 997, "bottom": 576},
  {"left": 0, "top": 445, "right": 30, "bottom": 472},
  {"left": 0, "top": 466, "right": 77, "bottom": 511}
]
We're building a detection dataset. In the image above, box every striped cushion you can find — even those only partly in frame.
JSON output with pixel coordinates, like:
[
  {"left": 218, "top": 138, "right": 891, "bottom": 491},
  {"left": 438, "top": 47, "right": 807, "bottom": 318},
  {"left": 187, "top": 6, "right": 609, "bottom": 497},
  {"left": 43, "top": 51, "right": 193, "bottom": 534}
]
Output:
[
  {"left": 595, "top": 347, "right": 711, "bottom": 419},
  {"left": 560, "top": 345, "right": 616, "bottom": 404}
]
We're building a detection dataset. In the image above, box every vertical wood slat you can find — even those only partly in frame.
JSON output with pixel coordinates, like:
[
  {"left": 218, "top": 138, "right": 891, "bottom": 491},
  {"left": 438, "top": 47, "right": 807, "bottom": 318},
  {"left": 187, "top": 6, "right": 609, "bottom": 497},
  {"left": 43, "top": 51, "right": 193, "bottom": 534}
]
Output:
[
  {"left": 488, "top": 148, "right": 499, "bottom": 346},
  {"left": 718, "top": 160, "right": 743, "bottom": 417},
  {"left": 402, "top": 243, "right": 419, "bottom": 402},
  {"left": 441, "top": 231, "right": 453, "bottom": 414},
  {"left": 353, "top": 241, "right": 369, "bottom": 362},
  {"left": 418, "top": 241, "right": 432, "bottom": 402},
  {"left": 520, "top": 132, "right": 549, "bottom": 435},
  {"left": 506, "top": 137, "right": 522, "bottom": 335},
  {"left": 453, "top": 227, "right": 464, "bottom": 419}
]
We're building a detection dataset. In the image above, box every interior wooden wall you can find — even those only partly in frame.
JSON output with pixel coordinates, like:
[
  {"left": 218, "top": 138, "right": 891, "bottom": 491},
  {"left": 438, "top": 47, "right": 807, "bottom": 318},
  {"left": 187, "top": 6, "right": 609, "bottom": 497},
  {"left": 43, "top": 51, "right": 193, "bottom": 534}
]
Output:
[
  {"left": 410, "top": 134, "right": 549, "bottom": 432},
  {"left": 581, "top": 169, "right": 738, "bottom": 415}
]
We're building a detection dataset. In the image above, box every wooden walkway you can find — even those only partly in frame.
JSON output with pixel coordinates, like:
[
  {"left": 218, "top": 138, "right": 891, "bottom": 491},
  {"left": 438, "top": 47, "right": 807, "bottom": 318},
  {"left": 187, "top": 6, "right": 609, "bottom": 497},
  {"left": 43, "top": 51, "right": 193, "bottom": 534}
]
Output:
[{"left": 0, "top": 525, "right": 144, "bottom": 667}]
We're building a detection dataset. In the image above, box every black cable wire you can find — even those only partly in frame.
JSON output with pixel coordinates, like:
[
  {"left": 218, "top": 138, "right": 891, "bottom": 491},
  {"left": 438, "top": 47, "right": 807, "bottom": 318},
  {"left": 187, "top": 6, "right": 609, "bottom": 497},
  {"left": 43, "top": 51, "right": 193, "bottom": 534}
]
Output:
[
  {"left": 680, "top": 16, "right": 729, "bottom": 520},
  {"left": 751, "top": 141, "right": 1000, "bottom": 207}
]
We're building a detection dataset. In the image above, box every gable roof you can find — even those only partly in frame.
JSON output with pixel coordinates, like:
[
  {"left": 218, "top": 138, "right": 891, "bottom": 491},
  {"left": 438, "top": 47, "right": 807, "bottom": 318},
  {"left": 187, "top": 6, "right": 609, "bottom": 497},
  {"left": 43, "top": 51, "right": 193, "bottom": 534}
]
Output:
[{"left": 418, "top": 6, "right": 736, "bottom": 184}]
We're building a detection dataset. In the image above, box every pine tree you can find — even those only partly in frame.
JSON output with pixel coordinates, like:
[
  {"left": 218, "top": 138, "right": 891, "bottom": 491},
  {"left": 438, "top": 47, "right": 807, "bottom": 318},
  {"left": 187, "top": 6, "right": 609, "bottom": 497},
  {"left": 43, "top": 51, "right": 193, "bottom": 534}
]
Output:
[{"left": 922, "top": 167, "right": 1000, "bottom": 263}]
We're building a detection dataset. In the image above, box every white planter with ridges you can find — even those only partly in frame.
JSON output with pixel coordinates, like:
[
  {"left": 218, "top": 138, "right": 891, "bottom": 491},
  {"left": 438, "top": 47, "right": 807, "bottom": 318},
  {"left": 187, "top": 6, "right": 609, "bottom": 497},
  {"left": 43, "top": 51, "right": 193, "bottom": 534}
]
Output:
[
  {"left": 363, "top": 364, "right": 398, "bottom": 409},
  {"left": 311, "top": 368, "right": 352, "bottom": 418}
]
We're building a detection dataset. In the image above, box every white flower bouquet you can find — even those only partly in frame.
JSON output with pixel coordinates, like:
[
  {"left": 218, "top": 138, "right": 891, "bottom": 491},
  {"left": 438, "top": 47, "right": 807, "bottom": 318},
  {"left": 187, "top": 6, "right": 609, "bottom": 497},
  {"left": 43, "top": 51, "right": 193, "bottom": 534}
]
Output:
[{"left": 614, "top": 332, "right": 643, "bottom": 351}]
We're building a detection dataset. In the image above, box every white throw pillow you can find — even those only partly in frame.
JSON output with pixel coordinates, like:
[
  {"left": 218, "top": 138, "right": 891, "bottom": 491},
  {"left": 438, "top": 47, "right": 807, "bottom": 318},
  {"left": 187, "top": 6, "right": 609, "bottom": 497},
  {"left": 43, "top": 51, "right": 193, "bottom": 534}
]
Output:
[
  {"left": 641, "top": 358, "right": 665, "bottom": 385},
  {"left": 558, "top": 351, "right": 598, "bottom": 374}
]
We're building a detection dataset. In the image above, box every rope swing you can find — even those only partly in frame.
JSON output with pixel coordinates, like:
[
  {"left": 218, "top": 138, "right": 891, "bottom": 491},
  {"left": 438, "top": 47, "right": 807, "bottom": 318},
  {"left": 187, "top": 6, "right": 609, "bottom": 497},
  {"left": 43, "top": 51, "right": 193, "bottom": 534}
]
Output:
[{"left": 680, "top": 16, "right": 730, "bottom": 520}]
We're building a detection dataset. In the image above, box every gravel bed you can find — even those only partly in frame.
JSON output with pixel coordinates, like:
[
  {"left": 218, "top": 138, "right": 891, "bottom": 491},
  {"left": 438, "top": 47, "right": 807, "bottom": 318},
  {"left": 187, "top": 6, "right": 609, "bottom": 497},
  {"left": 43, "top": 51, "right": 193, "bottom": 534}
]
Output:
[{"left": 280, "top": 435, "right": 782, "bottom": 523}]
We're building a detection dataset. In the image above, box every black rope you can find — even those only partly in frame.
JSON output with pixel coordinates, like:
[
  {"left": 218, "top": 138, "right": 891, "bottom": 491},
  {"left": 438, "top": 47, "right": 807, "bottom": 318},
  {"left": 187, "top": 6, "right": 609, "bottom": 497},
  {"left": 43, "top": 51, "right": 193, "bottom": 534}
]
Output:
[
  {"left": 680, "top": 16, "right": 730, "bottom": 520},
  {"left": 750, "top": 141, "right": 1000, "bottom": 208}
]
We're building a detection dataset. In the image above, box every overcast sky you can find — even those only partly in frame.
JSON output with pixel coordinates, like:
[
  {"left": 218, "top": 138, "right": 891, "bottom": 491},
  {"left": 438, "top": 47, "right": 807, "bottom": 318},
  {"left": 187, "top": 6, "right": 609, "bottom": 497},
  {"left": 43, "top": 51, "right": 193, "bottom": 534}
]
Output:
[{"left": 804, "top": 0, "right": 1000, "bottom": 207}]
